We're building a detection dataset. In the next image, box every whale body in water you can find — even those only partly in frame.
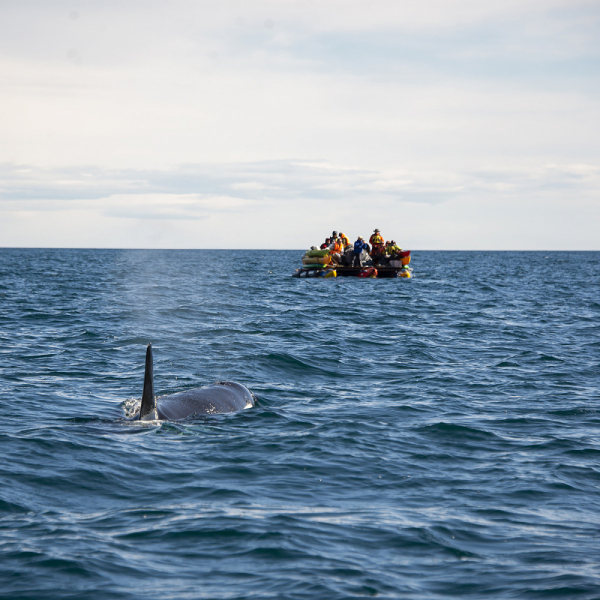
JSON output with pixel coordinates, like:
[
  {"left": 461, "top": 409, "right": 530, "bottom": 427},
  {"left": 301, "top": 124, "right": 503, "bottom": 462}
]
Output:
[{"left": 135, "top": 344, "right": 255, "bottom": 421}]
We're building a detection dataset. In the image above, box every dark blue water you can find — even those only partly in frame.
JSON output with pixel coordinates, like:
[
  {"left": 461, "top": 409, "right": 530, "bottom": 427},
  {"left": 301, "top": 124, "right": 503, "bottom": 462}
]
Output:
[{"left": 1, "top": 249, "right": 599, "bottom": 599}]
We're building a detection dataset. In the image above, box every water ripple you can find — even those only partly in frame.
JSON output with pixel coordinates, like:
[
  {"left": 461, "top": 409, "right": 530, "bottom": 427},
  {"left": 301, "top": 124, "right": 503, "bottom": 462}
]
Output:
[{"left": 0, "top": 249, "right": 599, "bottom": 599}]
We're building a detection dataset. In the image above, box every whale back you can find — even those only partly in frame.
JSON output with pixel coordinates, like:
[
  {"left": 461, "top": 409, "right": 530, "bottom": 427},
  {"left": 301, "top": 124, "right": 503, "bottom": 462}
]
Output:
[
  {"left": 137, "top": 343, "right": 254, "bottom": 421},
  {"left": 156, "top": 382, "right": 254, "bottom": 420}
]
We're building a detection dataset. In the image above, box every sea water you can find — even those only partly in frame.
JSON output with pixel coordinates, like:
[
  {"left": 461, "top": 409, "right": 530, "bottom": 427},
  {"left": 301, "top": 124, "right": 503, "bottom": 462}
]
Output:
[{"left": 0, "top": 249, "right": 599, "bottom": 599}]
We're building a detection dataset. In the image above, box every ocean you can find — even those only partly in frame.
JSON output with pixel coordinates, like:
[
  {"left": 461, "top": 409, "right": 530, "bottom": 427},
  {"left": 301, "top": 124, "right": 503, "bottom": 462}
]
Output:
[{"left": 0, "top": 248, "right": 599, "bottom": 599}]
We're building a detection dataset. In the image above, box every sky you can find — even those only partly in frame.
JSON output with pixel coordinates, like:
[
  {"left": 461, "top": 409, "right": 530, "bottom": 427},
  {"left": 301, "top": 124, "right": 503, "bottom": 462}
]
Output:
[{"left": 0, "top": 0, "right": 599, "bottom": 249}]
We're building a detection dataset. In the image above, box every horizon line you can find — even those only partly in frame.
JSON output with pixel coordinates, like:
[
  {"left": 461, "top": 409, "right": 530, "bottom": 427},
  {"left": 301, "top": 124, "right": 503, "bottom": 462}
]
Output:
[{"left": 1, "top": 247, "right": 598, "bottom": 252}]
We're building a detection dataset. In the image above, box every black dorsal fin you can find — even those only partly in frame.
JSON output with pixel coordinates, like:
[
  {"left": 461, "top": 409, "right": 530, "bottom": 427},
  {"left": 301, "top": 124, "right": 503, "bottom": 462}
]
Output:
[{"left": 139, "top": 343, "right": 156, "bottom": 419}]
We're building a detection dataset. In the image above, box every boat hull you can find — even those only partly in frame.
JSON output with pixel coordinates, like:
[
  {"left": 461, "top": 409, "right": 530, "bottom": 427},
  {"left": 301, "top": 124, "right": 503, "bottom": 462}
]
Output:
[{"left": 294, "top": 266, "right": 408, "bottom": 278}]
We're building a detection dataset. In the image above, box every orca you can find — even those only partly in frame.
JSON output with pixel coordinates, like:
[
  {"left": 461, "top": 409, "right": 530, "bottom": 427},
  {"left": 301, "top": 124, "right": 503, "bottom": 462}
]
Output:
[{"left": 135, "top": 344, "right": 255, "bottom": 421}]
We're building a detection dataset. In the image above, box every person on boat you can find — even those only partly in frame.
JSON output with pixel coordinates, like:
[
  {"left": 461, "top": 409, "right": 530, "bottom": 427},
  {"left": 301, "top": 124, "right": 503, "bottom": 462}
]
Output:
[
  {"left": 385, "top": 240, "right": 401, "bottom": 256},
  {"left": 343, "top": 243, "right": 354, "bottom": 266},
  {"left": 369, "top": 229, "right": 386, "bottom": 263},
  {"left": 339, "top": 232, "right": 350, "bottom": 247},
  {"left": 320, "top": 237, "right": 331, "bottom": 250},
  {"left": 328, "top": 237, "right": 344, "bottom": 264},
  {"left": 353, "top": 236, "right": 369, "bottom": 267},
  {"left": 369, "top": 229, "right": 385, "bottom": 248},
  {"left": 329, "top": 237, "right": 342, "bottom": 252}
]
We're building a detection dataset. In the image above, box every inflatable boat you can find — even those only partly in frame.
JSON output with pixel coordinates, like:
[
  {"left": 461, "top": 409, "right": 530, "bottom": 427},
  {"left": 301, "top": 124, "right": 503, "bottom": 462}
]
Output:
[{"left": 293, "top": 250, "right": 413, "bottom": 279}]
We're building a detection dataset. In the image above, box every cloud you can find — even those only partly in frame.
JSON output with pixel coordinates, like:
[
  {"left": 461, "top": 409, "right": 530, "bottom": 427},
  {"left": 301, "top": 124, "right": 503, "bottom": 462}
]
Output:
[
  {"left": 1, "top": 159, "right": 598, "bottom": 210},
  {"left": 0, "top": 1, "right": 598, "bottom": 248},
  {"left": 101, "top": 193, "right": 255, "bottom": 221}
]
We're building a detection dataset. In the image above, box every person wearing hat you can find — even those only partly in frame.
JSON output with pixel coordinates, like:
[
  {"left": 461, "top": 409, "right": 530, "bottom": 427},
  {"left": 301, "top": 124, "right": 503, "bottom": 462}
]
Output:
[
  {"left": 353, "top": 236, "right": 369, "bottom": 267},
  {"left": 369, "top": 229, "right": 385, "bottom": 263},
  {"left": 369, "top": 228, "right": 385, "bottom": 248}
]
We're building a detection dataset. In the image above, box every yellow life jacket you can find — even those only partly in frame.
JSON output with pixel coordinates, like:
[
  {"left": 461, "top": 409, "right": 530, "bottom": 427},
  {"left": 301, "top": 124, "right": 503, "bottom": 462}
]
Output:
[{"left": 370, "top": 234, "right": 384, "bottom": 246}]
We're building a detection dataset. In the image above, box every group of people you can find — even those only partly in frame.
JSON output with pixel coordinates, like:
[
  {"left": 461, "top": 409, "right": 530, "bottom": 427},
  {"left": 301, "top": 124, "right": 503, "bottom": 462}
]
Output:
[{"left": 315, "top": 229, "right": 402, "bottom": 267}]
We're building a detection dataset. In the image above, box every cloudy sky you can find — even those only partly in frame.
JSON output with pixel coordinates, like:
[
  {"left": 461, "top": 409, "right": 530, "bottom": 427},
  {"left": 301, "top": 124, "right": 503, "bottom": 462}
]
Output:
[{"left": 1, "top": 0, "right": 598, "bottom": 249}]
